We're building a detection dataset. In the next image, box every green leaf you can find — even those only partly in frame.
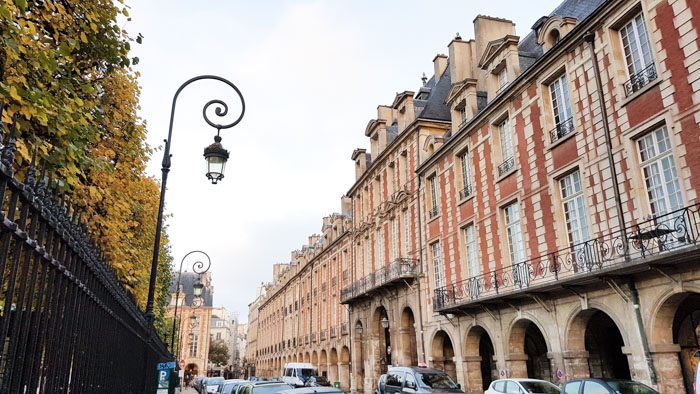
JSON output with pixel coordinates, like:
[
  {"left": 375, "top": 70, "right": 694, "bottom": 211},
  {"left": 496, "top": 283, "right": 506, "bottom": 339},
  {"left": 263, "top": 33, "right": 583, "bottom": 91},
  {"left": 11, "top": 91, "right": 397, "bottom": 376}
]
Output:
[
  {"left": 0, "top": 5, "right": 12, "bottom": 19},
  {"left": 13, "top": 0, "right": 27, "bottom": 13}
]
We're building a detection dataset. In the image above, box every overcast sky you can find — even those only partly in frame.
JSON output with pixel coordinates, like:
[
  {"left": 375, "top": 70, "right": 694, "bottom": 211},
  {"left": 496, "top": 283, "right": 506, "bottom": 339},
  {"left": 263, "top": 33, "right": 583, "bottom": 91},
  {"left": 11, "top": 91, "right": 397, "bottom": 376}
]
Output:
[{"left": 129, "top": 0, "right": 562, "bottom": 322}]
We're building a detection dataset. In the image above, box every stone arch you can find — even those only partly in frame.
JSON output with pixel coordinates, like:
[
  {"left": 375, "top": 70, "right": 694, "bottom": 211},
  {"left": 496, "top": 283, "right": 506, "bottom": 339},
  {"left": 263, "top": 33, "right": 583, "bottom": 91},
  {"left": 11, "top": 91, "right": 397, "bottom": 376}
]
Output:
[
  {"left": 329, "top": 348, "right": 339, "bottom": 385},
  {"left": 431, "top": 330, "right": 457, "bottom": 381},
  {"left": 304, "top": 352, "right": 310, "bottom": 363},
  {"left": 464, "top": 325, "right": 496, "bottom": 391},
  {"left": 185, "top": 363, "right": 199, "bottom": 382},
  {"left": 320, "top": 349, "right": 328, "bottom": 377},
  {"left": 312, "top": 350, "right": 319, "bottom": 370},
  {"left": 372, "top": 306, "right": 391, "bottom": 374},
  {"left": 507, "top": 318, "right": 551, "bottom": 381},
  {"left": 340, "top": 345, "right": 352, "bottom": 392},
  {"left": 566, "top": 307, "right": 630, "bottom": 380},
  {"left": 400, "top": 306, "right": 419, "bottom": 366},
  {"left": 650, "top": 290, "right": 700, "bottom": 393}
]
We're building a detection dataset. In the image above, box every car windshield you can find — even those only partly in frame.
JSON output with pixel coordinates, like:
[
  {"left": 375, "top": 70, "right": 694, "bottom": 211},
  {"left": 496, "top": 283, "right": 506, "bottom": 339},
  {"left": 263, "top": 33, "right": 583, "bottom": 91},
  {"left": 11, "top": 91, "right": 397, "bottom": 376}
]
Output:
[
  {"left": 223, "top": 383, "right": 236, "bottom": 394},
  {"left": 298, "top": 369, "right": 314, "bottom": 378},
  {"left": 253, "top": 384, "right": 293, "bottom": 394},
  {"left": 416, "top": 372, "right": 458, "bottom": 389},
  {"left": 519, "top": 381, "right": 561, "bottom": 393},
  {"left": 208, "top": 378, "right": 225, "bottom": 385},
  {"left": 606, "top": 381, "right": 658, "bottom": 394}
]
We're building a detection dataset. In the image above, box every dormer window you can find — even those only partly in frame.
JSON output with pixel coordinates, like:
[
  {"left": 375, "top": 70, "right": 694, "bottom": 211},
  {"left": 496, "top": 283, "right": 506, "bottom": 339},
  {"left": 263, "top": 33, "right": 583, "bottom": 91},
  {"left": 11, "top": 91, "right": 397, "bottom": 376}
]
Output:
[
  {"left": 497, "top": 68, "right": 509, "bottom": 94},
  {"left": 549, "top": 29, "right": 560, "bottom": 46},
  {"left": 457, "top": 101, "right": 468, "bottom": 129}
]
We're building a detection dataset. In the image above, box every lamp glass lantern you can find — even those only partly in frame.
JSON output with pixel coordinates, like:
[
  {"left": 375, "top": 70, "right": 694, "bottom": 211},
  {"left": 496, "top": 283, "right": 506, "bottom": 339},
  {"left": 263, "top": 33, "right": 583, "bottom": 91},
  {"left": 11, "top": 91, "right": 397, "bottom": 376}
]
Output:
[
  {"left": 190, "top": 313, "right": 198, "bottom": 327},
  {"left": 193, "top": 277, "right": 204, "bottom": 298},
  {"left": 355, "top": 322, "right": 363, "bottom": 336},
  {"left": 380, "top": 316, "right": 389, "bottom": 329},
  {"left": 203, "top": 135, "right": 230, "bottom": 184}
]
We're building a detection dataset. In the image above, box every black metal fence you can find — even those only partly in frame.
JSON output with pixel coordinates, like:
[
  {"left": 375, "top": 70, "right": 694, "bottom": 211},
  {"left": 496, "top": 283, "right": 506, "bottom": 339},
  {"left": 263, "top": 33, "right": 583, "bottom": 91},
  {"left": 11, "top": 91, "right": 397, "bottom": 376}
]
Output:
[
  {"left": 434, "top": 203, "right": 700, "bottom": 311},
  {"left": 341, "top": 258, "right": 419, "bottom": 303},
  {"left": 0, "top": 121, "right": 171, "bottom": 392}
]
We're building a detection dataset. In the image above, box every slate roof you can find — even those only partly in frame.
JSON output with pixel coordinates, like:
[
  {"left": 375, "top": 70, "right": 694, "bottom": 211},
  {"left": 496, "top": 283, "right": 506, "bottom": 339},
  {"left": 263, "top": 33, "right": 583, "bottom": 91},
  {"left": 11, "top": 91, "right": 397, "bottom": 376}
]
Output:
[
  {"left": 416, "top": 65, "right": 452, "bottom": 122},
  {"left": 170, "top": 271, "right": 213, "bottom": 307}
]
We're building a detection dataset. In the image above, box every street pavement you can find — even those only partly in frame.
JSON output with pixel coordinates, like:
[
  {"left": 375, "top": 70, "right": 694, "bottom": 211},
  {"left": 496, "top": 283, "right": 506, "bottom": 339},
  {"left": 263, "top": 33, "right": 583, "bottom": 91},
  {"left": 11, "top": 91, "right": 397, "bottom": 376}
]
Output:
[{"left": 176, "top": 388, "right": 197, "bottom": 394}]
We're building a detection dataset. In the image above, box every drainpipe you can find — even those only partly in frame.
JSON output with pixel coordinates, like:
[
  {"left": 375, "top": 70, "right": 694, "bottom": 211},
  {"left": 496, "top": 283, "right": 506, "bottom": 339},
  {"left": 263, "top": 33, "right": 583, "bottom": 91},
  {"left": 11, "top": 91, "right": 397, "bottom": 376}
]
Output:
[
  {"left": 414, "top": 132, "right": 428, "bottom": 365},
  {"left": 585, "top": 31, "right": 657, "bottom": 385},
  {"left": 629, "top": 280, "right": 658, "bottom": 384},
  {"left": 584, "top": 32, "right": 627, "bottom": 240}
]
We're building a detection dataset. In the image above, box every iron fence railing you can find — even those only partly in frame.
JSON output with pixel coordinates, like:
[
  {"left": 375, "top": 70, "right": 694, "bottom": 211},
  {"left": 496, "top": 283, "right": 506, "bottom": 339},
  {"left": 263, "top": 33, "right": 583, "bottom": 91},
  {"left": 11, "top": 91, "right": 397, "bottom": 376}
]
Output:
[
  {"left": 428, "top": 206, "right": 439, "bottom": 219},
  {"left": 459, "top": 184, "right": 473, "bottom": 200},
  {"left": 434, "top": 204, "right": 700, "bottom": 311},
  {"left": 549, "top": 116, "right": 575, "bottom": 143},
  {"left": 497, "top": 156, "right": 515, "bottom": 176},
  {"left": 624, "top": 63, "right": 658, "bottom": 96},
  {"left": 341, "top": 258, "right": 420, "bottom": 303},
  {"left": 0, "top": 119, "right": 170, "bottom": 393}
]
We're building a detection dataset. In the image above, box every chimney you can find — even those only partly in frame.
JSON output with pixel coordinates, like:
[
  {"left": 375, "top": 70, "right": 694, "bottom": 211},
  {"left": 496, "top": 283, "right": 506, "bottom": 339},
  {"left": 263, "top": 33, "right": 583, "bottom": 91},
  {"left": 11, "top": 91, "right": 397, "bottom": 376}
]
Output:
[
  {"left": 448, "top": 37, "right": 475, "bottom": 82},
  {"left": 433, "top": 54, "right": 448, "bottom": 80},
  {"left": 351, "top": 148, "right": 371, "bottom": 180},
  {"left": 473, "top": 15, "right": 516, "bottom": 62},
  {"left": 341, "top": 195, "right": 352, "bottom": 217}
]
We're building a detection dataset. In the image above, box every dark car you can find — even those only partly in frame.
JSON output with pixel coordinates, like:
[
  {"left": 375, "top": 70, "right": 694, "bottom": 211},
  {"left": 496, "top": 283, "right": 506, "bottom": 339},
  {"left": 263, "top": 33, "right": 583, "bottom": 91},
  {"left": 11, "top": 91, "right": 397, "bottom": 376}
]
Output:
[
  {"left": 562, "top": 379, "right": 659, "bottom": 394},
  {"left": 384, "top": 366, "right": 462, "bottom": 394}
]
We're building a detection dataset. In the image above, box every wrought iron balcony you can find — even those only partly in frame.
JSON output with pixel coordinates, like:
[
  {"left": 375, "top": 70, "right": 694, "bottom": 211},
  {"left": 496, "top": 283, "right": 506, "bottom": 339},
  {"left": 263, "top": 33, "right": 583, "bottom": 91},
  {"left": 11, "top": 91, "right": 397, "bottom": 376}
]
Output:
[
  {"left": 433, "top": 203, "right": 700, "bottom": 312},
  {"left": 624, "top": 63, "right": 658, "bottom": 96},
  {"left": 428, "top": 206, "right": 439, "bottom": 219},
  {"left": 341, "top": 258, "right": 420, "bottom": 304},
  {"left": 498, "top": 156, "right": 515, "bottom": 176},
  {"left": 459, "top": 184, "right": 473, "bottom": 200},
  {"left": 341, "top": 323, "right": 349, "bottom": 336},
  {"left": 549, "top": 116, "right": 575, "bottom": 143},
  {"left": 320, "top": 330, "right": 327, "bottom": 341}
]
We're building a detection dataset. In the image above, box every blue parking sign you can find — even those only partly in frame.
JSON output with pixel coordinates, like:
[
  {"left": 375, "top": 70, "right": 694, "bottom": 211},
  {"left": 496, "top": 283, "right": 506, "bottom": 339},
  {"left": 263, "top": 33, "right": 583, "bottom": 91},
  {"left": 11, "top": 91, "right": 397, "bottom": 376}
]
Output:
[{"left": 158, "top": 368, "right": 170, "bottom": 389}]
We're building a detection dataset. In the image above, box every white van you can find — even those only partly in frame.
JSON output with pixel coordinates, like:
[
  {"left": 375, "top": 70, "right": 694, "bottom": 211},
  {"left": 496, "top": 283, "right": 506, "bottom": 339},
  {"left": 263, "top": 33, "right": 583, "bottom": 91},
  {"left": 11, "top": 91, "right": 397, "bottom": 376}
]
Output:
[{"left": 281, "top": 363, "right": 316, "bottom": 387}]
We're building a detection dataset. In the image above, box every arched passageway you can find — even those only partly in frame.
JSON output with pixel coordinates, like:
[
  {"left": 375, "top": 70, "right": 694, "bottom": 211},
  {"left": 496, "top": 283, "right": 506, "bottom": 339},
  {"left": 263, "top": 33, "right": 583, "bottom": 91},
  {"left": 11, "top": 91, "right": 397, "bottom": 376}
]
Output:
[
  {"left": 312, "top": 351, "right": 319, "bottom": 371},
  {"left": 567, "top": 309, "right": 630, "bottom": 380},
  {"left": 320, "top": 350, "right": 328, "bottom": 377},
  {"left": 329, "top": 348, "right": 339, "bottom": 385},
  {"left": 372, "top": 307, "right": 391, "bottom": 374},
  {"left": 185, "top": 363, "right": 199, "bottom": 382},
  {"left": 304, "top": 352, "right": 310, "bottom": 363},
  {"left": 340, "top": 345, "right": 352, "bottom": 392},
  {"left": 508, "top": 319, "right": 550, "bottom": 380},
  {"left": 653, "top": 292, "right": 700, "bottom": 393},
  {"left": 464, "top": 325, "right": 496, "bottom": 392},
  {"left": 431, "top": 330, "right": 456, "bottom": 381},
  {"left": 400, "top": 307, "right": 418, "bottom": 366}
]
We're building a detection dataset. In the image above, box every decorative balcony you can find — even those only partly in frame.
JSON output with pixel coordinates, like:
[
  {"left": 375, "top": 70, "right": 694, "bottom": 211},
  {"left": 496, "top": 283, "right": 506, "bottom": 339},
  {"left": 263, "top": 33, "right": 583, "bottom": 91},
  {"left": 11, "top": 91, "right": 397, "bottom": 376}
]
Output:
[
  {"left": 549, "top": 116, "right": 575, "bottom": 144},
  {"left": 428, "top": 206, "right": 439, "bottom": 220},
  {"left": 311, "top": 333, "right": 317, "bottom": 343},
  {"left": 330, "top": 327, "right": 336, "bottom": 338},
  {"left": 459, "top": 184, "right": 473, "bottom": 200},
  {"left": 340, "top": 323, "right": 349, "bottom": 336},
  {"left": 624, "top": 63, "right": 658, "bottom": 96},
  {"left": 341, "top": 258, "right": 420, "bottom": 304},
  {"left": 433, "top": 204, "right": 700, "bottom": 313},
  {"left": 320, "top": 330, "right": 327, "bottom": 341},
  {"left": 497, "top": 156, "right": 515, "bottom": 176}
]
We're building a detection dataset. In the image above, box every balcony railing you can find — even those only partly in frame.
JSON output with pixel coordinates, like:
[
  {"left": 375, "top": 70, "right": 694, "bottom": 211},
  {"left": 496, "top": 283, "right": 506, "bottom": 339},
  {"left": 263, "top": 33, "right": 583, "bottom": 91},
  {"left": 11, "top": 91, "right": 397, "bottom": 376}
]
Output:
[
  {"left": 305, "top": 335, "right": 309, "bottom": 345},
  {"left": 311, "top": 333, "right": 317, "bottom": 343},
  {"left": 341, "top": 258, "right": 420, "bottom": 303},
  {"left": 428, "top": 206, "right": 439, "bottom": 219},
  {"left": 320, "top": 330, "right": 327, "bottom": 341},
  {"left": 341, "top": 323, "right": 349, "bottom": 336},
  {"left": 433, "top": 203, "right": 700, "bottom": 312},
  {"left": 459, "top": 184, "right": 473, "bottom": 200},
  {"left": 624, "top": 63, "right": 658, "bottom": 96},
  {"left": 498, "top": 156, "right": 515, "bottom": 176},
  {"left": 330, "top": 327, "right": 336, "bottom": 338},
  {"left": 549, "top": 116, "right": 575, "bottom": 143}
]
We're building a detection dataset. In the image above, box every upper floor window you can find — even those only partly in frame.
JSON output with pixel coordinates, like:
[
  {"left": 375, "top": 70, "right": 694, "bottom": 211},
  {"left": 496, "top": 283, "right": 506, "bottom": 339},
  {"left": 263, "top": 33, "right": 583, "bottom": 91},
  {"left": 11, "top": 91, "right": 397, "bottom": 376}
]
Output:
[
  {"left": 189, "top": 334, "right": 199, "bottom": 358},
  {"left": 403, "top": 209, "right": 411, "bottom": 256},
  {"left": 497, "top": 68, "right": 509, "bottom": 92},
  {"left": 560, "top": 170, "right": 590, "bottom": 248},
  {"left": 504, "top": 202, "right": 525, "bottom": 265},
  {"left": 464, "top": 224, "right": 479, "bottom": 277},
  {"left": 427, "top": 174, "right": 440, "bottom": 218},
  {"left": 431, "top": 242, "right": 445, "bottom": 289},
  {"left": 457, "top": 102, "right": 468, "bottom": 128},
  {"left": 620, "top": 12, "right": 657, "bottom": 95},
  {"left": 391, "top": 218, "right": 399, "bottom": 260},
  {"left": 498, "top": 118, "right": 515, "bottom": 176},
  {"left": 376, "top": 228, "right": 385, "bottom": 265},
  {"left": 637, "top": 126, "right": 683, "bottom": 217},
  {"left": 549, "top": 73, "right": 574, "bottom": 143},
  {"left": 458, "top": 151, "right": 473, "bottom": 200}
]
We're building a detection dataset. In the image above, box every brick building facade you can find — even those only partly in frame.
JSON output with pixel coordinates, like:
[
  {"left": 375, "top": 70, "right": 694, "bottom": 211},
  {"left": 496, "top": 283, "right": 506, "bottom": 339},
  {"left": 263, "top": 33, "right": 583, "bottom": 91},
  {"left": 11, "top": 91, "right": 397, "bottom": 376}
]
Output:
[{"left": 247, "top": 0, "right": 700, "bottom": 392}]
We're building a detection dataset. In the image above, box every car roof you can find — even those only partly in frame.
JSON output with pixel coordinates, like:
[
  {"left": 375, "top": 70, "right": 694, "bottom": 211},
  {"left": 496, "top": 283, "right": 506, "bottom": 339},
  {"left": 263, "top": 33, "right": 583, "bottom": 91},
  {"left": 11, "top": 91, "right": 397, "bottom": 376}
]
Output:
[
  {"left": 495, "top": 378, "right": 555, "bottom": 382},
  {"left": 278, "top": 388, "right": 344, "bottom": 394},
  {"left": 388, "top": 366, "right": 447, "bottom": 374}
]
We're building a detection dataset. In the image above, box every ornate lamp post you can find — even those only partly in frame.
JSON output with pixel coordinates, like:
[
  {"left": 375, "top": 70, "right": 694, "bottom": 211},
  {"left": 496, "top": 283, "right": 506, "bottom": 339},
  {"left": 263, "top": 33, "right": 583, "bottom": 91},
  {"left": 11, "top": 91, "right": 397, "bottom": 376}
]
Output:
[
  {"left": 169, "top": 250, "right": 212, "bottom": 353},
  {"left": 144, "top": 75, "right": 245, "bottom": 324}
]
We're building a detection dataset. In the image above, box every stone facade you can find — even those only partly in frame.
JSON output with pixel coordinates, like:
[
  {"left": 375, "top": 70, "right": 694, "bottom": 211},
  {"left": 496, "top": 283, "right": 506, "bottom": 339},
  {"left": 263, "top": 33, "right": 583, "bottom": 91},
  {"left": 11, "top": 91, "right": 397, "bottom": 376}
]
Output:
[{"left": 247, "top": 0, "right": 700, "bottom": 393}]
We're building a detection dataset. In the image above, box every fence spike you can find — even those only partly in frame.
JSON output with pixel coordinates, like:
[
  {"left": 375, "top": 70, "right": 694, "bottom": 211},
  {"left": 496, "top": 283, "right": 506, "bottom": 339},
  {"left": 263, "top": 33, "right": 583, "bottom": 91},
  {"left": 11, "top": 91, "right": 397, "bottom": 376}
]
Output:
[{"left": 1, "top": 116, "right": 18, "bottom": 168}]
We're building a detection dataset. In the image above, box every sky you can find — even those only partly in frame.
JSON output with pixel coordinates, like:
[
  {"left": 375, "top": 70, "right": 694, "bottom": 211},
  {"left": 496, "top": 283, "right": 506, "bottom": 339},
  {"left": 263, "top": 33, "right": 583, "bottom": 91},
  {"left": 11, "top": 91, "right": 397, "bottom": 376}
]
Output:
[{"left": 128, "top": 0, "right": 562, "bottom": 322}]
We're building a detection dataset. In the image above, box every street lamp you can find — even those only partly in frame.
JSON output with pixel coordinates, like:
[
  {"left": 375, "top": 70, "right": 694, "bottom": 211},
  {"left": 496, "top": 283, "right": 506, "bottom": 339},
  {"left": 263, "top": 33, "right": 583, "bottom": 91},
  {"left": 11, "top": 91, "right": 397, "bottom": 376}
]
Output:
[
  {"left": 144, "top": 75, "right": 245, "bottom": 324},
  {"left": 169, "top": 250, "right": 212, "bottom": 353},
  {"left": 380, "top": 317, "right": 389, "bottom": 329},
  {"left": 355, "top": 322, "right": 363, "bottom": 336}
]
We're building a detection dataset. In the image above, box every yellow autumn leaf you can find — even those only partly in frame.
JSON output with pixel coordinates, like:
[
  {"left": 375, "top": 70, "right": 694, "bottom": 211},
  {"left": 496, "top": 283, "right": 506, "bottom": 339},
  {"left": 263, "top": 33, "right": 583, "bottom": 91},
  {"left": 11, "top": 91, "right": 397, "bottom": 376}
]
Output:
[
  {"left": 80, "top": 32, "right": 88, "bottom": 43},
  {"left": 9, "top": 86, "right": 21, "bottom": 101}
]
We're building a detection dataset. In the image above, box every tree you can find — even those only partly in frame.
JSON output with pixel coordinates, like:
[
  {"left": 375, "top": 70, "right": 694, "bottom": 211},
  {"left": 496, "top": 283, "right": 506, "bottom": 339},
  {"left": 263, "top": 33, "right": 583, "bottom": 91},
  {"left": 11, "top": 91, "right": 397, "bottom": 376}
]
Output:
[
  {"left": 0, "top": 0, "right": 172, "bottom": 333},
  {"left": 209, "top": 339, "right": 230, "bottom": 367}
]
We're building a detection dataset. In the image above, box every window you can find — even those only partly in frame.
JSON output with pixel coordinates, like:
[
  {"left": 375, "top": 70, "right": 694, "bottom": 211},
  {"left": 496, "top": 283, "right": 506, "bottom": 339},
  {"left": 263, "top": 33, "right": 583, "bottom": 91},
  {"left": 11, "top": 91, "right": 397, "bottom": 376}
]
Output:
[
  {"left": 216, "top": 332, "right": 222, "bottom": 340},
  {"left": 492, "top": 381, "right": 506, "bottom": 393},
  {"left": 582, "top": 381, "right": 609, "bottom": 394},
  {"left": 498, "top": 68, "right": 509, "bottom": 91},
  {"left": 459, "top": 151, "right": 473, "bottom": 199},
  {"left": 403, "top": 210, "right": 411, "bottom": 256},
  {"left": 504, "top": 202, "right": 528, "bottom": 288},
  {"left": 431, "top": 242, "right": 445, "bottom": 289},
  {"left": 549, "top": 73, "right": 574, "bottom": 142},
  {"left": 405, "top": 373, "right": 417, "bottom": 390},
  {"left": 498, "top": 118, "right": 515, "bottom": 175},
  {"left": 620, "top": 12, "right": 656, "bottom": 95},
  {"left": 428, "top": 174, "right": 440, "bottom": 218},
  {"left": 560, "top": 170, "right": 590, "bottom": 250},
  {"left": 377, "top": 228, "right": 385, "bottom": 265},
  {"left": 464, "top": 224, "right": 480, "bottom": 299},
  {"left": 391, "top": 218, "right": 398, "bottom": 260},
  {"left": 189, "top": 334, "right": 199, "bottom": 358},
  {"left": 505, "top": 381, "right": 521, "bottom": 394},
  {"left": 637, "top": 126, "right": 683, "bottom": 217},
  {"left": 457, "top": 103, "right": 468, "bottom": 128},
  {"left": 386, "top": 373, "right": 403, "bottom": 387}
]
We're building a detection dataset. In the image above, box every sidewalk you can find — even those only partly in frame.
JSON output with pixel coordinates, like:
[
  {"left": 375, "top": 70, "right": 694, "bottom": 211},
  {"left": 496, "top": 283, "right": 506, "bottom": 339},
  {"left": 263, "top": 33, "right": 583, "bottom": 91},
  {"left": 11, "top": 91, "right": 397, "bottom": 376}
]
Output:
[{"left": 176, "top": 388, "right": 197, "bottom": 394}]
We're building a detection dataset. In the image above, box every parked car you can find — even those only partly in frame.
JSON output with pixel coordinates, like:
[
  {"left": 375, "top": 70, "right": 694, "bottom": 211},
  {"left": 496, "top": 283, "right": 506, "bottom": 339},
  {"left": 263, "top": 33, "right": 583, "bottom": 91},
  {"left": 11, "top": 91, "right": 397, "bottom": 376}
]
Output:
[
  {"left": 278, "top": 387, "right": 345, "bottom": 394},
  {"left": 206, "top": 377, "right": 226, "bottom": 393},
  {"left": 485, "top": 378, "right": 560, "bottom": 394},
  {"left": 384, "top": 366, "right": 463, "bottom": 394},
  {"left": 218, "top": 379, "right": 248, "bottom": 394},
  {"left": 237, "top": 381, "right": 294, "bottom": 394},
  {"left": 282, "top": 362, "right": 317, "bottom": 387},
  {"left": 562, "top": 379, "right": 659, "bottom": 394},
  {"left": 193, "top": 377, "right": 206, "bottom": 393},
  {"left": 376, "top": 374, "right": 387, "bottom": 394}
]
